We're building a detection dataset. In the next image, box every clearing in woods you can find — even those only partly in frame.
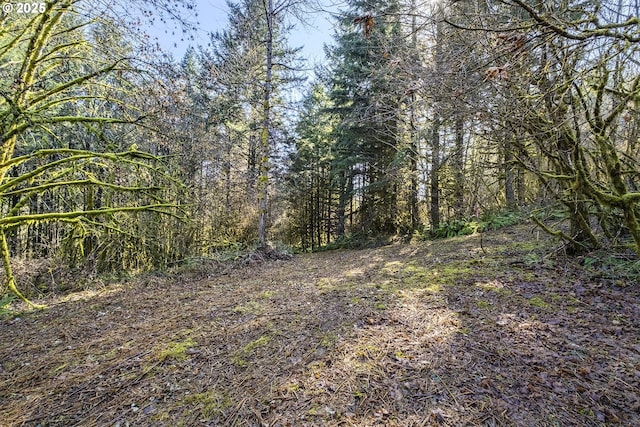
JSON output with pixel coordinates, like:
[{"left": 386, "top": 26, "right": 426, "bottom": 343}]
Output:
[{"left": 0, "top": 225, "right": 639, "bottom": 426}]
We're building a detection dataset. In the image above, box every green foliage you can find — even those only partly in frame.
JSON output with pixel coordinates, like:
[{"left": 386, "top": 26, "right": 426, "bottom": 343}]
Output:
[
  {"left": 580, "top": 253, "right": 640, "bottom": 286},
  {"left": 480, "top": 211, "right": 522, "bottom": 231},
  {"left": 0, "top": 293, "right": 15, "bottom": 317},
  {"left": 431, "top": 219, "right": 480, "bottom": 239},
  {"left": 528, "top": 296, "right": 550, "bottom": 309},
  {"left": 0, "top": 2, "right": 187, "bottom": 303},
  {"left": 429, "top": 211, "right": 523, "bottom": 239},
  {"left": 231, "top": 335, "right": 271, "bottom": 367},
  {"left": 214, "top": 241, "right": 253, "bottom": 260}
]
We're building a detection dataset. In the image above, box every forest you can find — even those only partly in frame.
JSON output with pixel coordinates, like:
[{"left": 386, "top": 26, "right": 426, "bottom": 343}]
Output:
[{"left": 1, "top": 0, "right": 639, "bottom": 425}]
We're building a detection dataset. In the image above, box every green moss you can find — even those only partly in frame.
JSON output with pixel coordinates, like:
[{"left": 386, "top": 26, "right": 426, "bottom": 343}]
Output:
[
  {"left": 320, "top": 332, "right": 338, "bottom": 347},
  {"left": 354, "top": 344, "right": 381, "bottom": 360},
  {"left": 316, "top": 277, "right": 334, "bottom": 290},
  {"left": 549, "top": 293, "right": 563, "bottom": 302},
  {"left": 232, "top": 300, "right": 262, "bottom": 315},
  {"left": 425, "top": 282, "right": 442, "bottom": 293},
  {"left": 151, "top": 412, "right": 170, "bottom": 422},
  {"left": 476, "top": 300, "right": 492, "bottom": 309},
  {"left": 579, "top": 407, "right": 595, "bottom": 417},
  {"left": 244, "top": 335, "right": 271, "bottom": 352},
  {"left": 308, "top": 406, "right": 322, "bottom": 416},
  {"left": 232, "top": 335, "right": 271, "bottom": 367},
  {"left": 381, "top": 261, "right": 403, "bottom": 275},
  {"left": 182, "top": 391, "right": 230, "bottom": 419},
  {"left": 401, "top": 263, "right": 423, "bottom": 274},
  {"left": 394, "top": 350, "right": 410, "bottom": 359},
  {"left": 476, "top": 281, "right": 512, "bottom": 297},
  {"left": 528, "top": 296, "right": 550, "bottom": 309},
  {"left": 260, "top": 290, "right": 276, "bottom": 299},
  {"left": 352, "top": 389, "right": 367, "bottom": 399},
  {"left": 104, "top": 347, "right": 119, "bottom": 359},
  {"left": 231, "top": 356, "right": 247, "bottom": 367},
  {"left": 158, "top": 338, "right": 195, "bottom": 362},
  {"left": 392, "top": 261, "right": 472, "bottom": 290},
  {"left": 283, "top": 381, "right": 300, "bottom": 393},
  {"left": 374, "top": 302, "right": 387, "bottom": 310}
]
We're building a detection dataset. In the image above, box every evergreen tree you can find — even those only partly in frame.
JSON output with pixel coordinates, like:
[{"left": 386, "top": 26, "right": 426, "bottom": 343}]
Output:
[
  {"left": 287, "top": 84, "right": 335, "bottom": 249},
  {"left": 326, "top": 0, "right": 411, "bottom": 235}
]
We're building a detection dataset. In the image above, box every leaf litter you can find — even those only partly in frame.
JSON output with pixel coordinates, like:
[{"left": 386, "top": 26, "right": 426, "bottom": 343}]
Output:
[{"left": 0, "top": 225, "right": 638, "bottom": 426}]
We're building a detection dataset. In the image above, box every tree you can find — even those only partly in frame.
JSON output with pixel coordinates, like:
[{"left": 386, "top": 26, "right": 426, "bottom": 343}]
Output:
[
  {"left": 325, "top": 0, "right": 413, "bottom": 235},
  {"left": 0, "top": 0, "right": 184, "bottom": 304},
  {"left": 192, "top": 0, "right": 302, "bottom": 248},
  {"left": 448, "top": 0, "right": 640, "bottom": 253},
  {"left": 287, "top": 83, "right": 335, "bottom": 249}
]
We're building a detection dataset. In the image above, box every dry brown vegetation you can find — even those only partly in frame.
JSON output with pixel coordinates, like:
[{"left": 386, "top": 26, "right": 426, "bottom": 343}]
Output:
[{"left": 1, "top": 225, "right": 639, "bottom": 426}]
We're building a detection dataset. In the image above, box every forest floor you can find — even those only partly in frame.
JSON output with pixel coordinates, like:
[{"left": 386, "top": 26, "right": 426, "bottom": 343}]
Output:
[{"left": 1, "top": 224, "right": 639, "bottom": 426}]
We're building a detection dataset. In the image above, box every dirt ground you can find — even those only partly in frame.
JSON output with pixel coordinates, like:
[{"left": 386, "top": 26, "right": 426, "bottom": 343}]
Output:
[{"left": 1, "top": 225, "right": 639, "bottom": 426}]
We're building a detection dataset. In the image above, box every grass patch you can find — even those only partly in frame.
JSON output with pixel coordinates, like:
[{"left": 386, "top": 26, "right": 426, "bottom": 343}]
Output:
[
  {"left": 316, "top": 232, "right": 392, "bottom": 251},
  {"left": 427, "top": 210, "right": 523, "bottom": 239},
  {"left": 4, "top": 223, "right": 639, "bottom": 426},
  {"left": 390, "top": 262, "right": 471, "bottom": 289},
  {"left": 260, "top": 290, "right": 276, "bottom": 299},
  {"left": 581, "top": 253, "right": 640, "bottom": 285}
]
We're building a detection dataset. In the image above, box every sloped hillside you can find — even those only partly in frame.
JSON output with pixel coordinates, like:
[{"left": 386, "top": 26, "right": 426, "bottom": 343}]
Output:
[{"left": 1, "top": 225, "right": 639, "bottom": 426}]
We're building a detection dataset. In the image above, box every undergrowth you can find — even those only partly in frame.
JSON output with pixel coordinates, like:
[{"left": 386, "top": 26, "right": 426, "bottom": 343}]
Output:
[
  {"left": 0, "top": 293, "right": 15, "bottom": 317},
  {"left": 313, "top": 211, "right": 523, "bottom": 251},
  {"left": 579, "top": 251, "right": 640, "bottom": 286},
  {"left": 428, "top": 211, "right": 523, "bottom": 239},
  {"left": 0, "top": 240, "right": 295, "bottom": 304}
]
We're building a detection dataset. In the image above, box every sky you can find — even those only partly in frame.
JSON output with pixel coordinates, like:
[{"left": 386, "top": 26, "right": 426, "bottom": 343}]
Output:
[{"left": 149, "top": 0, "right": 339, "bottom": 68}]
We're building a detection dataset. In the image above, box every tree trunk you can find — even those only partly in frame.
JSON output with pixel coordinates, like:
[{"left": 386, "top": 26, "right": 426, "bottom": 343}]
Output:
[
  {"left": 257, "top": 0, "right": 274, "bottom": 247},
  {"left": 336, "top": 167, "right": 352, "bottom": 238},
  {"left": 408, "top": 0, "right": 421, "bottom": 231},
  {"left": 430, "top": 116, "right": 441, "bottom": 232},
  {"left": 453, "top": 114, "right": 465, "bottom": 218},
  {"left": 430, "top": 19, "right": 443, "bottom": 233},
  {"left": 504, "top": 132, "right": 516, "bottom": 210}
]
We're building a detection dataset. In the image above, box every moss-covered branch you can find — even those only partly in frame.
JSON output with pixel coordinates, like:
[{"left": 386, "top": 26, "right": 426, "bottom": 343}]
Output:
[
  {"left": 530, "top": 215, "right": 591, "bottom": 252},
  {"left": 26, "top": 61, "right": 121, "bottom": 108},
  {"left": 3, "top": 178, "right": 161, "bottom": 198},
  {"left": 0, "top": 204, "right": 178, "bottom": 227},
  {"left": 0, "top": 149, "right": 161, "bottom": 193}
]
